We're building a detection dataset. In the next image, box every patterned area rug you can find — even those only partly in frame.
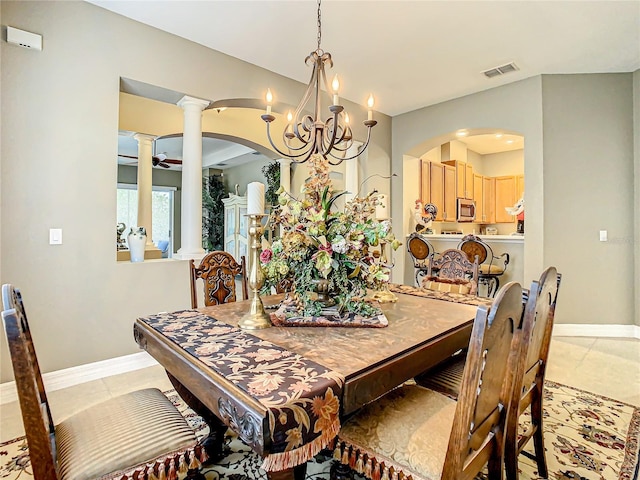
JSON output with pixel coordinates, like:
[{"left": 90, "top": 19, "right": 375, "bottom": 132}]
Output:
[{"left": 1, "top": 381, "right": 637, "bottom": 480}]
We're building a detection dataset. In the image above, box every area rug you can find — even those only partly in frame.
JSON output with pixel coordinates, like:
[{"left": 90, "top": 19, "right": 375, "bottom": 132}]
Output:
[{"left": 1, "top": 381, "right": 637, "bottom": 480}]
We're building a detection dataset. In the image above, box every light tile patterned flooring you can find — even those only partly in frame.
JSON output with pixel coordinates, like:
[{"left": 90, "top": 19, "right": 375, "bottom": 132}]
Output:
[{"left": 0, "top": 337, "right": 638, "bottom": 443}]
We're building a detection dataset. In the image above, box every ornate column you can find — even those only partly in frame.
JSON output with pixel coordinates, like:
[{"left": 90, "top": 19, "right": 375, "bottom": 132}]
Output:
[
  {"left": 279, "top": 158, "right": 292, "bottom": 192},
  {"left": 174, "top": 95, "right": 210, "bottom": 260},
  {"left": 133, "top": 133, "right": 161, "bottom": 257}
]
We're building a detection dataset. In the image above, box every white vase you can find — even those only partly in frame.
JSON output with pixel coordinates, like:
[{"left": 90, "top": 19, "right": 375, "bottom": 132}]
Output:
[{"left": 127, "top": 227, "right": 147, "bottom": 262}]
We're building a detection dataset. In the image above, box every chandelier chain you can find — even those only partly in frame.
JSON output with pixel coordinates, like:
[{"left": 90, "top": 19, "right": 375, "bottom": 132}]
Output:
[{"left": 317, "top": 0, "right": 322, "bottom": 51}]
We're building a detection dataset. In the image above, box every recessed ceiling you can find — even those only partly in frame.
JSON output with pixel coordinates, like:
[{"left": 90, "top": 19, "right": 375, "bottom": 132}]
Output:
[
  {"left": 459, "top": 134, "right": 524, "bottom": 155},
  {"left": 87, "top": 0, "right": 639, "bottom": 116},
  {"left": 117, "top": 134, "right": 265, "bottom": 170}
]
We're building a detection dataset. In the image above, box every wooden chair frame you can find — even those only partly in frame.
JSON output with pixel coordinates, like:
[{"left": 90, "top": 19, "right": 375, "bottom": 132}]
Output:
[
  {"left": 2, "top": 285, "right": 58, "bottom": 480},
  {"left": 504, "top": 267, "right": 561, "bottom": 480},
  {"left": 415, "top": 267, "right": 561, "bottom": 480},
  {"left": 458, "top": 234, "right": 510, "bottom": 297},
  {"left": 426, "top": 248, "right": 479, "bottom": 294},
  {"left": 407, "top": 232, "right": 436, "bottom": 285},
  {"left": 333, "top": 282, "right": 526, "bottom": 480},
  {"left": 190, "top": 251, "right": 248, "bottom": 308}
]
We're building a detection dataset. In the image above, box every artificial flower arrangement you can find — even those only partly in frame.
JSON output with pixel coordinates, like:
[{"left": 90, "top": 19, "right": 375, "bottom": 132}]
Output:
[{"left": 260, "top": 154, "right": 401, "bottom": 318}]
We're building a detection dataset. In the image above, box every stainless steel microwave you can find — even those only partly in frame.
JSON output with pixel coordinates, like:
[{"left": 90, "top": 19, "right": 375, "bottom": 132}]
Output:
[{"left": 457, "top": 198, "right": 476, "bottom": 222}]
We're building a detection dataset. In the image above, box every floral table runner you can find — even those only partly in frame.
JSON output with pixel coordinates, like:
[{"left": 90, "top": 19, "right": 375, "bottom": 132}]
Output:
[
  {"left": 138, "top": 310, "right": 345, "bottom": 471},
  {"left": 389, "top": 283, "right": 494, "bottom": 307}
]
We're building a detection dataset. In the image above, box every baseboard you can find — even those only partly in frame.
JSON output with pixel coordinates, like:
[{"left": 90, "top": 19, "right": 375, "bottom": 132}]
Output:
[
  {"left": 553, "top": 323, "right": 640, "bottom": 339},
  {"left": 0, "top": 351, "right": 158, "bottom": 405}
]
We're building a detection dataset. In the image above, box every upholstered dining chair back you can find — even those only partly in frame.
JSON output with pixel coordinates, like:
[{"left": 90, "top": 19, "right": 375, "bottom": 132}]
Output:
[
  {"left": 1, "top": 284, "right": 198, "bottom": 480},
  {"left": 334, "top": 281, "right": 526, "bottom": 480},
  {"left": 407, "top": 232, "right": 436, "bottom": 285},
  {"left": 458, "top": 234, "right": 510, "bottom": 297},
  {"left": 415, "top": 266, "right": 561, "bottom": 480},
  {"left": 190, "top": 251, "right": 248, "bottom": 308},
  {"left": 504, "top": 266, "right": 561, "bottom": 480},
  {"left": 424, "top": 248, "right": 479, "bottom": 295}
]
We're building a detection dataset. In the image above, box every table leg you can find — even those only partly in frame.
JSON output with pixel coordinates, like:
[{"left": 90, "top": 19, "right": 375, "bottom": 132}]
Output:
[
  {"left": 166, "top": 371, "right": 228, "bottom": 462},
  {"left": 266, "top": 462, "right": 308, "bottom": 480}
]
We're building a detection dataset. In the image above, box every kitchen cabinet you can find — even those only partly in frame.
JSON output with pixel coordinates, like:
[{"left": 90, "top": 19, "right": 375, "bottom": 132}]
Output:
[
  {"left": 443, "top": 160, "right": 473, "bottom": 199},
  {"left": 429, "top": 162, "right": 444, "bottom": 221},
  {"left": 443, "top": 164, "right": 457, "bottom": 221},
  {"left": 473, "top": 174, "right": 484, "bottom": 222},
  {"left": 516, "top": 174, "right": 525, "bottom": 201},
  {"left": 222, "top": 194, "right": 248, "bottom": 262},
  {"left": 420, "top": 159, "right": 431, "bottom": 205},
  {"left": 428, "top": 162, "right": 456, "bottom": 222},
  {"left": 494, "top": 176, "right": 516, "bottom": 223},
  {"left": 483, "top": 176, "right": 496, "bottom": 224}
]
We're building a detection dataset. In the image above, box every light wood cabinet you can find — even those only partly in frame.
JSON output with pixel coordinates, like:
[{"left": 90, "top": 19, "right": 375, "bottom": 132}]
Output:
[
  {"left": 420, "top": 159, "right": 431, "bottom": 205},
  {"left": 443, "top": 160, "right": 473, "bottom": 199},
  {"left": 473, "top": 173, "right": 484, "bottom": 222},
  {"left": 483, "top": 176, "right": 496, "bottom": 224},
  {"left": 516, "top": 174, "right": 524, "bottom": 201},
  {"left": 443, "top": 164, "right": 457, "bottom": 221},
  {"left": 222, "top": 195, "right": 248, "bottom": 261},
  {"left": 494, "top": 176, "right": 516, "bottom": 223},
  {"left": 429, "top": 162, "right": 444, "bottom": 221}
]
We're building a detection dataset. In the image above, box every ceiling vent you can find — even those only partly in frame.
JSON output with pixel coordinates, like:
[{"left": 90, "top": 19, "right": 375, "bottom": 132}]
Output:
[{"left": 482, "top": 62, "right": 519, "bottom": 79}]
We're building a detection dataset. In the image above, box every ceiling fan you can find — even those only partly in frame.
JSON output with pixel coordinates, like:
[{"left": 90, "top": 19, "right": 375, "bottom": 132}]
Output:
[
  {"left": 117, "top": 152, "right": 183, "bottom": 169},
  {"left": 118, "top": 138, "right": 183, "bottom": 168}
]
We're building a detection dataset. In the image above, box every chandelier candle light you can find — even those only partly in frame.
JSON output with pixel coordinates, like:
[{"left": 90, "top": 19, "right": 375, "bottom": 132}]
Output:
[
  {"left": 261, "top": 0, "right": 377, "bottom": 165},
  {"left": 239, "top": 182, "right": 272, "bottom": 330}
]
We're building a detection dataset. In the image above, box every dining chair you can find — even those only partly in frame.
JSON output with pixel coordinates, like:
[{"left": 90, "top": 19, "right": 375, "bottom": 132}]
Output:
[
  {"left": 422, "top": 248, "right": 479, "bottom": 295},
  {"left": 457, "top": 234, "right": 510, "bottom": 297},
  {"left": 1, "top": 284, "right": 198, "bottom": 480},
  {"left": 407, "top": 232, "right": 436, "bottom": 286},
  {"left": 416, "top": 267, "right": 561, "bottom": 480},
  {"left": 190, "top": 250, "right": 248, "bottom": 308},
  {"left": 332, "top": 281, "right": 526, "bottom": 480}
]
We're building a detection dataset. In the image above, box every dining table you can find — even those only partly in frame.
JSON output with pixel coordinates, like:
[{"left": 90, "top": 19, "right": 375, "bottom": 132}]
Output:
[{"left": 133, "top": 285, "right": 490, "bottom": 480}]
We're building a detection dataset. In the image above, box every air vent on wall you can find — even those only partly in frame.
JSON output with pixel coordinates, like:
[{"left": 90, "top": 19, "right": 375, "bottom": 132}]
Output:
[{"left": 482, "top": 62, "right": 519, "bottom": 79}]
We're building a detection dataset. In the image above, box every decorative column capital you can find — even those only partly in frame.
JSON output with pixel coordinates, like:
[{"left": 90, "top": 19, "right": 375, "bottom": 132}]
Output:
[
  {"left": 177, "top": 95, "right": 210, "bottom": 111},
  {"left": 133, "top": 133, "right": 156, "bottom": 146}
]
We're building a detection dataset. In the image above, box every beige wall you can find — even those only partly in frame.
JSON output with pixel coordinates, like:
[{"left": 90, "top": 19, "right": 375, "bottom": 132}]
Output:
[
  {"left": 541, "top": 74, "right": 635, "bottom": 327},
  {"left": 0, "top": 0, "right": 392, "bottom": 382},
  {"left": 392, "top": 73, "right": 637, "bottom": 327},
  {"left": 634, "top": 69, "right": 640, "bottom": 327},
  {"left": 392, "top": 76, "right": 545, "bottom": 293}
]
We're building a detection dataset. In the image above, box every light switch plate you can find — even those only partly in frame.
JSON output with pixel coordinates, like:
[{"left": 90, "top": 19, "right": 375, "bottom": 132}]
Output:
[
  {"left": 49, "top": 228, "right": 62, "bottom": 245},
  {"left": 599, "top": 230, "right": 607, "bottom": 242}
]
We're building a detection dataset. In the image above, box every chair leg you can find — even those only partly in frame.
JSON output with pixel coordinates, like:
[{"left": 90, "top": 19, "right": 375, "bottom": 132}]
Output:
[
  {"left": 531, "top": 392, "right": 548, "bottom": 478},
  {"left": 491, "top": 277, "right": 500, "bottom": 297}
]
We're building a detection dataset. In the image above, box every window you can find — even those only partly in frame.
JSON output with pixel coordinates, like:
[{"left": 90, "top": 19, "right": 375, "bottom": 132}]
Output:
[{"left": 117, "top": 184, "right": 175, "bottom": 258}]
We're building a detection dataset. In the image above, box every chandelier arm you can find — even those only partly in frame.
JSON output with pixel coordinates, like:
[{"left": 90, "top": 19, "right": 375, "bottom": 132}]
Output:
[
  {"left": 327, "top": 125, "right": 375, "bottom": 162},
  {"left": 264, "top": 122, "right": 314, "bottom": 161}
]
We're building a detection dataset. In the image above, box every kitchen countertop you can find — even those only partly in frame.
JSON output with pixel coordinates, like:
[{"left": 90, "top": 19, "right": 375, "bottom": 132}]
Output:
[{"left": 408, "top": 233, "right": 525, "bottom": 243}]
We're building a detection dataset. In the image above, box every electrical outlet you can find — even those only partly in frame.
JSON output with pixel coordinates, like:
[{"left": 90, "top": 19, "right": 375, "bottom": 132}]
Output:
[{"left": 599, "top": 230, "right": 607, "bottom": 242}]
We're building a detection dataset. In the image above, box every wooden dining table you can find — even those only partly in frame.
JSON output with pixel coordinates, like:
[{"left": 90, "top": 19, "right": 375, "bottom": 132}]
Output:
[{"left": 133, "top": 287, "right": 485, "bottom": 480}]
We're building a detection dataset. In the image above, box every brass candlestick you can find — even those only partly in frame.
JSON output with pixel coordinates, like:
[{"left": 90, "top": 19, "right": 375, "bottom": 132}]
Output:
[
  {"left": 371, "top": 240, "right": 398, "bottom": 303},
  {"left": 239, "top": 214, "right": 272, "bottom": 330}
]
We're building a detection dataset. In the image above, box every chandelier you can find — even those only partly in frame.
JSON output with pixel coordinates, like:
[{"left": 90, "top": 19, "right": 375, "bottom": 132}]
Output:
[{"left": 261, "top": 0, "right": 377, "bottom": 165}]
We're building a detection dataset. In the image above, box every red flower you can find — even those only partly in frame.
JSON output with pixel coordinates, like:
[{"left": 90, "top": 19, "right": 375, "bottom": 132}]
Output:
[{"left": 260, "top": 248, "right": 273, "bottom": 264}]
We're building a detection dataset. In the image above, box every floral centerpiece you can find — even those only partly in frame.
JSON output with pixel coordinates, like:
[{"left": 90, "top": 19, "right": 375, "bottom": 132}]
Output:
[{"left": 260, "top": 154, "right": 401, "bottom": 318}]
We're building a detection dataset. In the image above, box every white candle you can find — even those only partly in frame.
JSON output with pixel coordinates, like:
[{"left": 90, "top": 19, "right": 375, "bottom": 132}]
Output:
[
  {"left": 265, "top": 88, "right": 273, "bottom": 115},
  {"left": 376, "top": 194, "right": 388, "bottom": 220},
  {"left": 247, "top": 182, "right": 265, "bottom": 215},
  {"left": 332, "top": 75, "right": 340, "bottom": 106},
  {"left": 367, "top": 94, "right": 375, "bottom": 121}
]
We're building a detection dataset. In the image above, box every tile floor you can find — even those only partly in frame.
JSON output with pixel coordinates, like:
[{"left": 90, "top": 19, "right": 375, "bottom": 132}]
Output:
[{"left": 0, "top": 336, "right": 638, "bottom": 444}]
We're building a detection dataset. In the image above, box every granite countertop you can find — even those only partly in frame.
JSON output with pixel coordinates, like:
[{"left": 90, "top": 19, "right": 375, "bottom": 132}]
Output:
[{"left": 408, "top": 233, "right": 525, "bottom": 243}]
